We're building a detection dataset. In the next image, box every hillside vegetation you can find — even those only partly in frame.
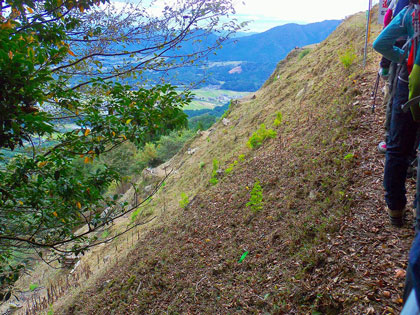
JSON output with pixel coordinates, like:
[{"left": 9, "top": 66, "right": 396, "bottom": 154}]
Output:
[{"left": 15, "top": 10, "right": 415, "bottom": 315}]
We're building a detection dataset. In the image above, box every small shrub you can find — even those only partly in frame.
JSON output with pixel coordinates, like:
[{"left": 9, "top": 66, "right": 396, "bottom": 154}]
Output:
[
  {"left": 247, "top": 124, "right": 277, "bottom": 149},
  {"left": 131, "top": 208, "right": 141, "bottom": 221},
  {"left": 344, "top": 153, "right": 355, "bottom": 160},
  {"left": 298, "top": 48, "right": 311, "bottom": 60},
  {"left": 179, "top": 192, "right": 189, "bottom": 208},
  {"left": 225, "top": 160, "right": 238, "bottom": 175},
  {"left": 246, "top": 181, "right": 263, "bottom": 212},
  {"left": 273, "top": 111, "right": 283, "bottom": 127},
  {"left": 209, "top": 159, "right": 219, "bottom": 185},
  {"left": 29, "top": 284, "right": 39, "bottom": 291},
  {"left": 220, "top": 101, "right": 232, "bottom": 119},
  {"left": 101, "top": 230, "right": 110, "bottom": 239},
  {"left": 199, "top": 161, "right": 205, "bottom": 169},
  {"left": 339, "top": 49, "right": 357, "bottom": 69},
  {"left": 238, "top": 154, "right": 245, "bottom": 162}
]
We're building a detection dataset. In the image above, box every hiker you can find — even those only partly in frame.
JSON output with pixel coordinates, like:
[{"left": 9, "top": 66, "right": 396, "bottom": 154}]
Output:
[
  {"left": 373, "top": 0, "right": 420, "bottom": 227},
  {"left": 401, "top": 232, "right": 420, "bottom": 313},
  {"left": 378, "top": 0, "right": 409, "bottom": 154}
]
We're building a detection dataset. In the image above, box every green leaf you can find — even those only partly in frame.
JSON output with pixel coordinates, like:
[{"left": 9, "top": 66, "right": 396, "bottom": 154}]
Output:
[{"left": 239, "top": 251, "right": 249, "bottom": 263}]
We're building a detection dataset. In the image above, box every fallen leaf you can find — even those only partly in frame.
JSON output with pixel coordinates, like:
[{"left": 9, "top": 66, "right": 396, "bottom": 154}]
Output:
[{"left": 395, "top": 269, "right": 406, "bottom": 279}]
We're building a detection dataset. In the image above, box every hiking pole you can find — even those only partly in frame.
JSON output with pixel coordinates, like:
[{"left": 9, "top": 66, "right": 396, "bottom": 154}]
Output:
[{"left": 371, "top": 72, "right": 380, "bottom": 113}]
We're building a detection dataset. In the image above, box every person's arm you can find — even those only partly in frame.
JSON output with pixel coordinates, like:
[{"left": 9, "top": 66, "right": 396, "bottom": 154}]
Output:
[{"left": 373, "top": 7, "right": 411, "bottom": 63}]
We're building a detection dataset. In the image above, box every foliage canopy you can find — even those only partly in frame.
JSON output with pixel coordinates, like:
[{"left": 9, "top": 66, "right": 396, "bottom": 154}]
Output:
[{"left": 0, "top": 0, "right": 242, "bottom": 299}]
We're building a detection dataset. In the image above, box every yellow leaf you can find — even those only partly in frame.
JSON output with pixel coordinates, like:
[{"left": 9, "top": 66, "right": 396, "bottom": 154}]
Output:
[
  {"left": 88, "top": 150, "right": 94, "bottom": 154},
  {"left": 76, "top": 202, "right": 82, "bottom": 209},
  {"left": 84, "top": 156, "right": 91, "bottom": 164},
  {"left": 18, "top": 201, "right": 23, "bottom": 205},
  {"left": 61, "top": 219, "right": 65, "bottom": 223},
  {"left": 126, "top": 119, "right": 132, "bottom": 124},
  {"left": 0, "top": 20, "right": 14, "bottom": 30},
  {"left": 112, "top": 131, "right": 116, "bottom": 137},
  {"left": 53, "top": 211, "right": 58, "bottom": 217},
  {"left": 68, "top": 49, "right": 76, "bottom": 57},
  {"left": 84, "top": 129, "right": 90, "bottom": 136},
  {"left": 27, "top": 6, "right": 34, "bottom": 13},
  {"left": 38, "top": 161, "right": 48, "bottom": 168},
  {"left": 122, "top": 134, "right": 127, "bottom": 140}
]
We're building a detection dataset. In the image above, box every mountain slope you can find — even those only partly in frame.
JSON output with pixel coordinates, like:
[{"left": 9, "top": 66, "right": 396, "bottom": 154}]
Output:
[
  {"left": 54, "top": 11, "right": 414, "bottom": 315},
  {"left": 209, "top": 20, "right": 342, "bottom": 63}
]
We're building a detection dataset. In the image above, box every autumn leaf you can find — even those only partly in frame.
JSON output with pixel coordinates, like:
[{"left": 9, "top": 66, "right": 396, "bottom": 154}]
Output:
[
  {"left": 126, "top": 119, "right": 132, "bottom": 124},
  {"left": 53, "top": 211, "right": 58, "bottom": 217},
  {"left": 38, "top": 161, "right": 48, "bottom": 168},
  {"left": 8, "top": 51, "right": 13, "bottom": 59},
  {"left": 68, "top": 49, "right": 76, "bottom": 57},
  {"left": 76, "top": 202, "right": 82, "bottom": 209},
  {"left": 112, "top": 131, "right": 116, "bottom": 137},
  {"left": 84, "top": 156, "right": 91, "bottom": 164},
  {"left": 84, "top": 129, "right": 90, "bottom": 136},
  {"left": 395, "top": 269, "right": 406, "bottom": 279},
  {"left": 0, "top": 20, "right": 14, "bottom": 29},
  {"left": 27, "top": 6, "right": 34, "bottom": 13}
]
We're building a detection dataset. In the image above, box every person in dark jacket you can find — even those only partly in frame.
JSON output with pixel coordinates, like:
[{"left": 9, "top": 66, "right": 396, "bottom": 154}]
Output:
[{"left": 373, "top": 0, "right": 420, "bottom": 226}]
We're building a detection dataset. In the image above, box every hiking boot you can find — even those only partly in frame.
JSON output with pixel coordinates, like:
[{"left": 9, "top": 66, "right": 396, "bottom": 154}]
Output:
[
  {"left": 378, "top": 141, "right": 387, "bottom": 154},
  {"left": 388, "top": 208, "right": 405, "bottom": 227}
]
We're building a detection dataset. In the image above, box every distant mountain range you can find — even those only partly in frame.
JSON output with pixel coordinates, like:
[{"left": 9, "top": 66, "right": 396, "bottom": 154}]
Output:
[
  {"left": 165, "top": 19, "right": 342, "bottom": 91},
  {"left": 210, "top": 20, "right": 342, "bottom": 63},
  {"left": 97, "top": 20, "right": 342, "bottom": 92}
]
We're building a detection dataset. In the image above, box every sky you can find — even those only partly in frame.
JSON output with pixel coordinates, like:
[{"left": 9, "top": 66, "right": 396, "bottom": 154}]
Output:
[
  {"left": 111, "top": 0, "right": 380, "bottom": 33},
  {"left": 233, "top": 0, "right": 380, "bottom": 32}
]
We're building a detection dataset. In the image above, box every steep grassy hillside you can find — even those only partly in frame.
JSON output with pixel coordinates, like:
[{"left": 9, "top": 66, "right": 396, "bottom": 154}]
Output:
[{"left": 27, "top": 10, "right": 413, "bottom": 315}]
